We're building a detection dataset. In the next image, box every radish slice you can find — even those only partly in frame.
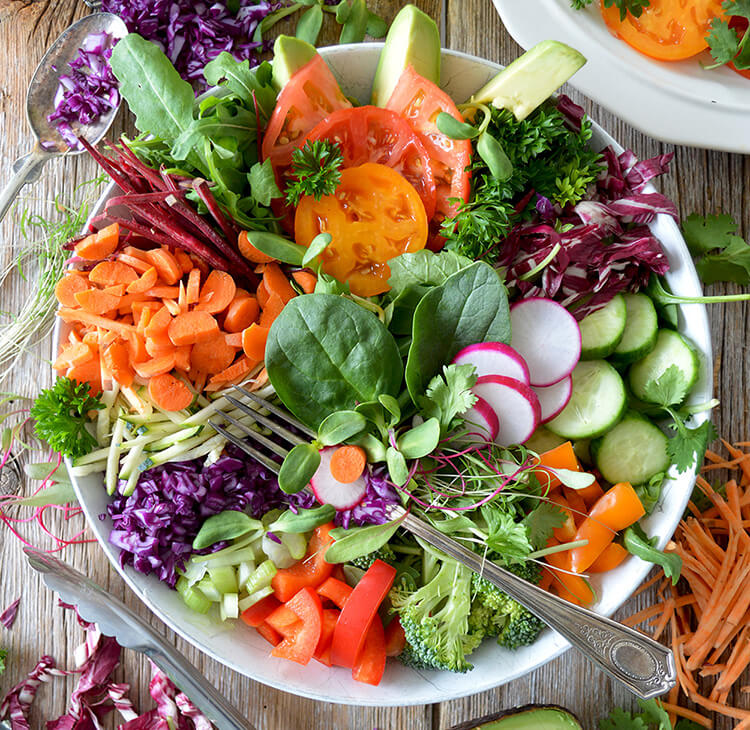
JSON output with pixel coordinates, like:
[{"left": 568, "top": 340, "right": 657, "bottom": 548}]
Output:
[
  {"left": 459, "top": 395, "right": 500, "bottom": 443},
  {"left": 510, "top": 297, "right": 582, "bottom": 386},
  {"left": 533, "top": 376, "right": 573, "bottom": 424},
  {"left": 473, "top": 375, "right": 541, "bottom": 446},
  {"left": 451, "top": 342, "right": 530, "bottom": 384},
  {"left": 310, "top": 447, "right": 368, "bottom": 510}
]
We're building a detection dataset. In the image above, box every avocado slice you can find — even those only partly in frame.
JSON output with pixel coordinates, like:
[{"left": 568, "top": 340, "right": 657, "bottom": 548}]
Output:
[
  {"left": 448, "top": 705, "right": 583, "bottom": 730},
  {"left": 371, "top": 4, "right": 441, "bottom": 106},
  {"left": 272, "top": 35, "right": 317, "bottom": 90},
  {"left": 469, "top": 40, "right": 586, "bottom": 121}
]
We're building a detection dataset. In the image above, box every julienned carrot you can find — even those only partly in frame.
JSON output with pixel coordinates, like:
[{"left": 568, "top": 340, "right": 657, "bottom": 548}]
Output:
[
  {"left": 89, "top": 260, "right": 138, "bottom": 287},
  {"left": 168, "top": 310, "right": 219, "bottom": 346},
  {"left": 242, "top": 324, "right": 269, "bottom": 361},
  {"left": 74, "top": 222, "right": 119, "bottom": 260},
  {"left": 148, "top": 372, "right": 194, "bottom": 411},
  {"left": 174, "top": 249, "right": 194, "bottom": 275},
  {"left": 195, "top": 270, "right": 236, "bottom": 314},
  {"left": 224, "top": 332, "right": 242, "bottom": 349},
  {"left": 146, "top": 285, "right": 180, "bottom": 299},
  {"left": 186, "top": 268, "right": 201, "bottom": 304},
  {"left": 329, "top": 445, "right": 367, "bottom": 484},
  {"left": 223, "top": 296, "right": 259, "bottom": 333},
  {"left": 292, "top": 270, "right": 317, "bottom": 294},
  {"left": 206, "top": 355, "right": 257, "bottom": 390},
  {"left": 55, "top": 273, "right": 90, "bottom": 307},
  {"left": 57, "top": 308, "right": 135, "bottom": 336}
]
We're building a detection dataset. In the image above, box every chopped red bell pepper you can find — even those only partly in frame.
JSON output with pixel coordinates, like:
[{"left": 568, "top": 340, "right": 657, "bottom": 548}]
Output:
[
  {"left": 256, "top": 622, "right": 282, "bottom": 646},
  {"left": 330, "top": 559, "right": 396, "bottom": 669},
  {"left": 270, "top": 587, "right": 323, "bottom": 665},
  {"left": 352, "top": 615, "right": 386, "bottom": 686},
  {"left": 384, "top": 616, "right": 406, "bottom": 657},
  {"left": 317, "top": 577, "right": 352, "bottom": 610},
  {"left": 313, "top": 608, "right": 341, "bottom": 667},
  {"left": 240, "top": 594, "right": 281, "bottom": 628},
  {"left": 271, "top": 523, "right": 335, "bottom": 602},
  {"left": 265, "top": 603, "right": 301, "bottom": 637}
]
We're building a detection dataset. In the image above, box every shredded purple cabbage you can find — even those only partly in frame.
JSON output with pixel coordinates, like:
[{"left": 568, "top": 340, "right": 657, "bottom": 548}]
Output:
[
  {"left": 101, "top": 0, "right": 285, "bottom": 86},
  {"left": 106, "top": 445, "right": 310, "bottom": 588},
  {"left": 0, "top": 597, "right": 20, "bottom": 630},
  {"left": 47, "top": 31, "right": 120, "bottom": 149},
  {"left": 334, "top": 467, "right": 400, "bottom": 529},
  {"left": 500, "top": 98, "right": 675, "bottom": 319}
]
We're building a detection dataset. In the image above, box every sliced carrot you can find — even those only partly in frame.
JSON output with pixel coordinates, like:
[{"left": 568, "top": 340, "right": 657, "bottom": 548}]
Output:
[
  {"left": 74, "top": 222, "right": 119, "bottom": 260},
  {"left": 54, "top": 342, "right": 95, "bottom": 371},
  {"left": 144, "top": 305, "right": 173, "bottom": 345},
  {"left": 127, "top": 332, "right": 148, "bottom": 363},
  {"left": 195, "top": 270, "right": 236, "bottom": 314},
  {"left": 55, "top": 273, "right": 89, "bottom": 307},
  {"left": 126, "top": 266, "right": 159, "bottom": 294},
  {"left": 174, "top": 345, "right": 192, "bottom": 372},
  {"left": 207, "top": 355, "right": 256, "bottom": 387},
  {"left": 148, "top": 372, "right": 194, "bottom": 411},
  {"left": 238, "top": 230, "right": 275, "bottom": 263},
  {"left": 223, "top": 296, "right": 259, "bottom": 333},
  {"left": 242, "top": 324, "right": 269, "bottom": 361},
  {"left": 144, "top": 247, "right": 182, "bottom": 285},
  {"left": 329, "top": 445, "right": 367, "bottom": 484},
  {"left": 74, "top": 288, "right": 122, "bottom": 315},
  {"left": 191, "top": 334, "right": 237, "bottom": 375},
  {"left": 133, "top": 354, "right": 176, "bottom": 379},
  {"left": 259, "top": 293, "right": 285, "bottom": 328},
  {"left": 588, "top": 542, "right": 628, "bottom": 573},
  {"left": 256, "top": 279, "right": 270, "bottom": 309},
  {"left": 224, "top": 332, "right": 243, "bottom": 349},
  {"left": 167, "top": 311, "right": 220, "bottom": 346},
  {"left": 116, "top": 253, "right": 151, "bottom": 274},
  {"left": 145, "top": 285, "right": 180, "bottom": 299},
  {"left": 174, "top": 249, "right": 194, "bottom": 275},
  {"left": 66, "top": 357, "right": 102, "bottom": 396},
  {"left": 178, "top": 282, "right": 187, "bottom": 314},
  {"left": 89, "top": 260, "right": 138, "bottom": 287},
  {"left": 103, "top": 284, "right": 126, "bottom": 297},
  {"left": 186, "top": 269, "right": 201, "bottom": 305},
  {"left": 146, "top": 337, "right": 178, "bottom": 358},
  {"left": 162, "top": 298, "right": 181, "bottom": 317},
  {"left": 292, "top": 270, "right": 317, "bottom": 294},
  {"left": 102, "top": 341, "right": 134, "bottom": 388},
  {"left": 263, "top": 262, "right": 296, "bottom": 303}
]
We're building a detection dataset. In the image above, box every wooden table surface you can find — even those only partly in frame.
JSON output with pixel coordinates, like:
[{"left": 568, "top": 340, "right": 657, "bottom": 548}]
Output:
[{"left": 0, "top": 1, "right": 748, "bottom": 728}]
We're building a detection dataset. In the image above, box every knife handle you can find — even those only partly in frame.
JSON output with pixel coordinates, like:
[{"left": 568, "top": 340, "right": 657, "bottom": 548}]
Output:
[{"left": 143, "top": 643, "right": 255, "bottom": 730}]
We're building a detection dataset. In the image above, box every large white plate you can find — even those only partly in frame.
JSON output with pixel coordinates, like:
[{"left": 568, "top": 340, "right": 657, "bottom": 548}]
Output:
[
  {"left": 493, "top": 0, "right": 750, "bottom": 153},
  {"left": 67, "top": 44, "right": 712, "bottom": 706}
]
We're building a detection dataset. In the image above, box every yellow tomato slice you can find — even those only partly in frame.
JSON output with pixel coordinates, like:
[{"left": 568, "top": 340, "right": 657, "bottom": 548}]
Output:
[{"left": 294, "top": 162, "right": 428, "bottom": 297}]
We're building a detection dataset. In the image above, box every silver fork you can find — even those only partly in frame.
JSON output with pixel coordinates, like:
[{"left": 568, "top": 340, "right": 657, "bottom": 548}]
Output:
[{"left": 210, "top": 386, "right": 676, "bottom": 699}]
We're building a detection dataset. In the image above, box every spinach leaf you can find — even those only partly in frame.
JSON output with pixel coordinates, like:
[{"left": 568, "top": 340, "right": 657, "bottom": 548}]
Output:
[
  {"left": 387, "top": 249, "right": 473, "bottom": 297},
  {"left": 405, "top": 262, "right": 511, "bottom": 401},
  {"left": 266, "top": 294, "right": 403, "bottom": 428}
]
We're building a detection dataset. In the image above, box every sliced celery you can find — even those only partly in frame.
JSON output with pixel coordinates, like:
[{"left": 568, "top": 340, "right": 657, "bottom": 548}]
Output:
[
  {"left": 238, "top": 585, "right": 274, "bottom": 613},
  {"left": 245, "top": 559, "right": 277, "bottom": 595}
]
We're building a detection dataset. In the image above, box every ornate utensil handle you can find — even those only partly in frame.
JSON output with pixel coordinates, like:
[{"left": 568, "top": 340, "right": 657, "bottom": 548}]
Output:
[
  {"left": 400, "top": 510, "right": 676, "bottom": 699},
  {"left": 0, "top": 147, "right": 51, "bottom": 224}
]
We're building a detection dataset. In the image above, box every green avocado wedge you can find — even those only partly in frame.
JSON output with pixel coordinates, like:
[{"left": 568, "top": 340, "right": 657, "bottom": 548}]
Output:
[
  {"left": 447, "top": 705, "right": 583, "bottom": 730},
  {"left": 469, "top": 40, "right": 586, "bottom": 120},
  {"left": 271, "top": 35, "right": 317, "bottom": 90},
  {"left": 371, "top": 4, "right": 441, "bottom": 106}
]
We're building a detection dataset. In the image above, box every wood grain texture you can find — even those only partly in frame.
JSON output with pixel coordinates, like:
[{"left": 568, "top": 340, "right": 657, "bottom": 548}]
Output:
[{"left": 0, "top": 0, "right": 747, "bottom": 728}]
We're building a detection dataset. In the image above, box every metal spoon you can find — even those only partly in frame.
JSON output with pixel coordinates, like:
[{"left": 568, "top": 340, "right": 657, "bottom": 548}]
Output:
[{"left": 0, "top": 13, "right": 128, "bottom": 223}]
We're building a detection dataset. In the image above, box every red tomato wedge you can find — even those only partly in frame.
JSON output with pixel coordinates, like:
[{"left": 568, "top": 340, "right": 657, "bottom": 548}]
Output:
[
  {"left": 730, "top": 17, "right": 750, "bottom": 78},
  {"left": 303, "top": 105, "right": 437, "bottom": 221},
  {"left": 386, "top": 65, "right": 472, "bottom": 249},
  {"left": 600, "top": 0, "right": 724, "bottom": 61},
  {"left": 330, "top": 559, "right": 396, "bottom": 669}
]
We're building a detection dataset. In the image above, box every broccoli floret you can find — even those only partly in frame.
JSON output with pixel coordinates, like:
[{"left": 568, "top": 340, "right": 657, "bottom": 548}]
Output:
[
  {"left": 348, "top": 544, "right": 396, "bottom": 571},
  {"left": 391, "top": 558, "right": 480, "bottom": 673},
  {"left": 497, "top": 603, "right": 545, "bottom": 650}
]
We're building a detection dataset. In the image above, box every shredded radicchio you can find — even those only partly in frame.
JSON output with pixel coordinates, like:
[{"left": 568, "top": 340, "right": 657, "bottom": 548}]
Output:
[
  {"left": 499, "top": 96, "right": 675, "bottom": 319},
  {"left": 0, "top": 597, "right": 20, "bottom": 629},
  {"left": 47, "top": 31, "right": 120, "bottom": 150},
  {"left": 0, "top": 604, "right": 213, "bottom": 729},
  {"left": 334, "top": 467, "right": 400, "bottom": 530},
  {"left": 101, "top": 0, "right": 286, "bottom": 86},
  {"left": 106, "top": 445, "right": 310, "bottom": 588}
]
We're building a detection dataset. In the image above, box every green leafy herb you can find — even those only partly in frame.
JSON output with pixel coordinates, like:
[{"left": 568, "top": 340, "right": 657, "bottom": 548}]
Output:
[
  {"left": 599, "top": 698, "right": 681, "bottom": 730},
  {"left": 417, "top": 364, "right": 478, "bottom": 436},
  {"left": 623, "top": 524, "right": 682, "bottom": 584},
  {"left": 706, "top": 1, "right": 750, "bottom": 70},
  {"left": 0, "top": 647, "right": 5, "bottom": 675},
  {"left": 524, "top": 502, "right": 567, "bottom": 550},
  {"left": 571, "top": 0, "right": 651, "bottom": 19},
  {"left": 285, "top": 140, "right": 344, "bottom": 207},
  {"left": 642, "top": 365, "right": 690, "bottom": 408},
  {"left": 681, "top": 212, "right": 750, "bottom": 285},
  {"left": 192, "top": 511, "right": 261, "bottom": 550},
  {"left": 325, "top": 515, "right": 406, "bottom": 563},
  {"left": 296, "top": 4, "right": 324, "bottom": 44},
  {"left": 279, "top": 443, "right": 321, "bottom": 494},
  {"left": 31, "top": 377, "right": 104, "bottom": 459},
  {"left": 481, "top": 505, "right": 533, "bottom": 560},
  {"left": 267, "top": 504, "right": 336, "bottom": 534},
  {"left": 248, "top": 159, "right": 282, "bottom": 207},
  {"left": 318, "top": 410, "right": 367, "bottom": 445}
]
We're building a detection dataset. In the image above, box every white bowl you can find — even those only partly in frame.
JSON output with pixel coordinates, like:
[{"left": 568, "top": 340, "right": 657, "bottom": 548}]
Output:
[
  {"left": 68, "top": 44, "right": 712, "bottom": 706},
  {"left": 493, "top": 0, "right": 750, "bottom": 153}
]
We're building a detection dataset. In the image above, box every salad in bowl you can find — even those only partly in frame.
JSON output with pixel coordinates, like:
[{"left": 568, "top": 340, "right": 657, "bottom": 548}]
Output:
[{"left": 39, "top": 4, "right": 712, "bottom": 704}]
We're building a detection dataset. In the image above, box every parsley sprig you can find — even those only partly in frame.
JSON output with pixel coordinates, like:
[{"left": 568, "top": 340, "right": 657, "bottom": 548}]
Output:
[
  {"left": 285, "top": 139, "right": 344, "bottom": 207},
  {"left": 31, "top": 377, "right": 103, "bottom": 459},
  {"left": 570, "top": 0, "right": 651, "bottom": 20},
  {"left": 706, "top": 0, "right": 750, "bottom": 70}
]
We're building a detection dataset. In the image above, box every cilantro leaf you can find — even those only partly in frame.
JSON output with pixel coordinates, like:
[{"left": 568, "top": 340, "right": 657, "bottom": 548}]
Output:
[
  {"left": 641, "top": 365, "right": 689, "bottom": 408},
  {"left": 285, "top": 139, "right": 343, "bottom": 207},
  {"left": 0, "top": 647, "right": 5, "bottom": 675},
  {"left": 682, "top": 213, "right": 750, "bottom": 285},
  {"left": 696, "top": 238, "right": 750, "bottom": 285},
  {"left": 681, "top": 212, "right": 738, "bottom": 256},
  {"left": 524, "top": 502, "right": 567, "bottom": 550},
  {"left": 481, "top": 505, "right": 532, "bottom": 560},
  {"left": 706, "top": 17, "right": 741, "bottom": 66},
  {"left": 666, "top": 417, "right": 717, "bottom": 474},
  {"left": 417, "top": 364, "right": 478, "bottom": 437},
  {"left": 635, "top": 699, "right": 673, "bottom": 730},
  {"left": 624, "top": 524, "right": 682, "bottom": 585},
  {"left": 599, "top": 707, "right": 650, "bottom": 730},
  {"left": 31, "top": 378, "right": 104, "bottom": 459}
]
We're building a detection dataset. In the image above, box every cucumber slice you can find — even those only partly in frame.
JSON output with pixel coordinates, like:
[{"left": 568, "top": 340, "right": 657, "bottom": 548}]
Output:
[
  {"left": 579, "top": 294, "right": 626, "bottom": 359},
  {"left": 546, "top": 360, "right": 626, "bottom": 440},
  {"left": 628, "top": 329, "right": 700, "bottom": 405},
  {"left": 592, "top": 414, "right": 669, "bottom": 485},
  {"left": 525, "top": 426, "right": 566, "bottom": 454},
  {"left": 610, "top": 293, "right": 658, "bottom": 365}
]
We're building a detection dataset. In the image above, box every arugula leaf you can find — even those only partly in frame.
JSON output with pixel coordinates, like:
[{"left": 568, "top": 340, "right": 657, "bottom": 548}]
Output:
[
  {"left": 417, "top": 364, "right": 478, "bottom": 436},
  {"left": 524, "top": 502, "right": 567, "bottom": 550},
  {"left": 682, "top": 213, "right": 750, "bottom": 285},
  {"left": 203, "top": 54, "right": 276, "bottom": 120},
  {"left": 641, "top": 365, "right": 689, "bottom": 408},
  {"left": 623, "top": 524, "right": 682, "bottom": 585},
  {"left": 248, "top": 159, "right": 281, "bottom": 207},
  {"left": 666, "top": 418, "right": 717, "bottom": 474},
  {"left": 31, "top": 378, "right": 104, "bottom": 460},
  {"left": 481, "top": 505, "right": 532, "bottom": 560},
  {"left": 285, "top": 140, "right": 344, "bottom": 207}
]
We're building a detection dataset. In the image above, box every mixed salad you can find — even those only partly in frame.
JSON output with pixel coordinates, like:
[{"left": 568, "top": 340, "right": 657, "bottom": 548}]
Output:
[
  {"left": 571, "top": 0, "right": 750, "bottom": 78},
  {"left": 32, "top": 4, "right": 715, "bottom": 687}
]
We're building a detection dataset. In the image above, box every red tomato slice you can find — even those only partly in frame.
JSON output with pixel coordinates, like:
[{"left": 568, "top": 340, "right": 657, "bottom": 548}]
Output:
[
  {"left": 270, "top": 587, "right": 323, "bottom": 665},
  {"left": 730, "top": 17, "right": 750, "bottom": 78},
  {"left": 303, "top": 105, "right": 437, "bottom": 220},
  {"left": 330, "top": 559, "right": 396, "bottom": 669},
  {"left": 386, "top": 65, "right": 472, "bottom": 249}
]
